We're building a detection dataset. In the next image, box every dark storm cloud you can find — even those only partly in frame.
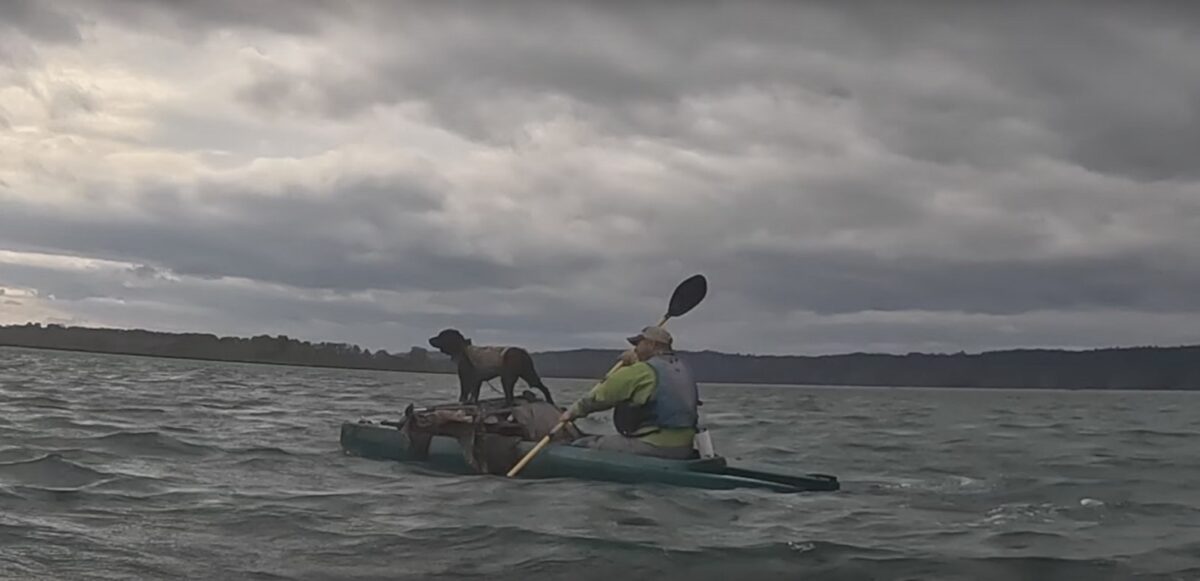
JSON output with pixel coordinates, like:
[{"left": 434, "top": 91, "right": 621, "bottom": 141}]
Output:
[
  {"left": 226, "top": 1, "right": 1200, "bottom": 180},
  {"left": 0, "top": 171, "right": 600, "bottom": 294},
  {"left": 856, "top": 1, "right": 1200, "bottom": 181}
]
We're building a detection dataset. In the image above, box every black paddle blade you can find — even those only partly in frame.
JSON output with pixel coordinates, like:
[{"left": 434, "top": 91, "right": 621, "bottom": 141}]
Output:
[{"left": 667, "top": 274, "right": 708, "bottom": 318}]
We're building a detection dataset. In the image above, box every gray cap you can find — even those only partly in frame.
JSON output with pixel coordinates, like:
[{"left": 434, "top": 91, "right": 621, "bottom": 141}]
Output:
[{"left": 626, "top": 325, "right": 673, "bottom": 346}]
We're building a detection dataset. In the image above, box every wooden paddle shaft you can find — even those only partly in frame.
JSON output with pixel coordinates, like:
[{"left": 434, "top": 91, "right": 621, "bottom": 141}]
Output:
[{"left": 505, "top": 420, "right": 565, "bottom": 477}]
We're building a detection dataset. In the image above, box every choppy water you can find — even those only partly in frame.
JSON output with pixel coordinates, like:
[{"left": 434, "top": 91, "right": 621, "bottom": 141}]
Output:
[{"left": 1, "top": 346, "right": 1198, "bottom": 580}]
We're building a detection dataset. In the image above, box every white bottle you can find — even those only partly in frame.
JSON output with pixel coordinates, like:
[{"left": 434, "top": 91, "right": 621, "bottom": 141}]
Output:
[
  {"left": 695, "top": 427, "right": 716, "bottom": 459},
  {"left": 694, "top": 403, "right": 717, "bottom": 459}
]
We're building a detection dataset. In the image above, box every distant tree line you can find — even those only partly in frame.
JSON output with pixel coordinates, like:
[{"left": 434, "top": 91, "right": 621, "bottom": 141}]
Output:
[
  {"left": 3, "top": 323, "right": 1198, "bottom": 389},
  {"left": 530, "top": 346, "right": 1200, "bottom": 390},
  {"left": 0, "top": 323, "right": 452, "bottom": 374}
]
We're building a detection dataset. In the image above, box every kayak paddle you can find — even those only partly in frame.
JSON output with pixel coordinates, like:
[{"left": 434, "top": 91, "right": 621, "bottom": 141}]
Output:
[{"left": 505, "top": 274, "right": 708, "bottom": 478}]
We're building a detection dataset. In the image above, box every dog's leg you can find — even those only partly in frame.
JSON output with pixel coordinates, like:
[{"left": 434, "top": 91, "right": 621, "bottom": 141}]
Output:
[
  {"left": 457, "top": 368, "right": 479, "bottom": 403},
  {"left": 466, "top": 378, "right": 483, "bottom": 403},
  {"left": 500, "top": 371, "right": 517, "bottom": 406},
  {"left": 508, "top": 349, "right": 554, "bottom": 405}
]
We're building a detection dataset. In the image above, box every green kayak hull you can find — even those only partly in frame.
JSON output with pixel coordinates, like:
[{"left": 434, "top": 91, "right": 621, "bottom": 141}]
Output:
[{"left": 339, "top": 421, "right": 839, "bottom": 493}]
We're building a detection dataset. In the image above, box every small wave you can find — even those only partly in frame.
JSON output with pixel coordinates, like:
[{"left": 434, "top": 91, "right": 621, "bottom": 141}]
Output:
[
  {"left": 215, "top": 510, "right": 333, "bottom": 539},
  {"left": 1115, "top": 428, "right": 1200, "bottom": 439},
  {"left": 974, "top": 502, "right": 1061, "bottom": 527},
  {"left": 868, "top": 474, "right": 993, "bottom": 495},
  {"left": 0, "top": 453, "right": 114, "bottom": 489},
  {"left": 986, "top": 530, "right": 1069, "bottom": 548},
  {"left": 91, "top": 430, "right": 216, "bottom": 458},
  {"left": 749, "top": 444, "right": 812, "bottom": 456},
  {"left": 27, "top": 417, "right": 132, "bottom": 434},
  {"left": 103, "top": 406, "right": 171, "bottom": 416},
  {"left": 0, "top": 446, "right": 43, "bottom": 463},
  {"left": 85, "top": 473, "right": 172, "bottom": 496},
  {"left": 840, "top": 414, "right": 876, "bottom": 421},
  {"left": 841, "top": 441, "right": 910, "bottom": 453},
  {"left": 0, "top": 395, "right": 72, "bottom": 409},
  {"left": 222, "top": 445, "right": 299, "bottom": 457},
  {"left": 11, "top": 472, "right": 168, "bottom": 500},
  {"left": 995, "top": 421, "right": 1069, "bottom": 430}
]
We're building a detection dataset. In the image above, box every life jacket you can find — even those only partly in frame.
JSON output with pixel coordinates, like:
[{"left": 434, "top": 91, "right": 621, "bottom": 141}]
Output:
[
  {"left": 612, "top": 352, "right": 699, "bottom": 437},
  {"left": 461, "top": 345, "right": 509, "bottom": 377}
]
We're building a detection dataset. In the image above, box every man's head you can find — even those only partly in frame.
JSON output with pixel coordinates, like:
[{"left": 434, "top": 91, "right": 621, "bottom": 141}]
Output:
[{"left": 626, "top": 325, "right": 673, "bottom": 360}]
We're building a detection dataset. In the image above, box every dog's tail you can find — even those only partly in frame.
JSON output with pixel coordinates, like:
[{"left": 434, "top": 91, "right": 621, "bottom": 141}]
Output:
[
  {"left": 522, "top": 360, "right": 555, "bottom": 404},
  {"left": 532, "top": 381, "right": 555, "bottom": 405}
]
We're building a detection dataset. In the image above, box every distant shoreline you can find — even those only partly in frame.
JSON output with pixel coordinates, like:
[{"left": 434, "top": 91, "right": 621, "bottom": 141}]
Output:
[
  {"left": 0, "top": 343, "right": 451, "bottom": 375},
  {"left": 3, "top": 322, "right": 1198, "bottom": 390},
  {"left": 0, "top": 343, "right": 613, "bottom": 382},
  {"left": 5, "top": 344, "right": 1197, "bottom": 394}
]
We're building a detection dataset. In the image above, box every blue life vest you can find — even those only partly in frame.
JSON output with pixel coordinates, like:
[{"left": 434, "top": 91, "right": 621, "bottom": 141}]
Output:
[{"left": 613, "top": 352, "right": 699, "bottom": 436}]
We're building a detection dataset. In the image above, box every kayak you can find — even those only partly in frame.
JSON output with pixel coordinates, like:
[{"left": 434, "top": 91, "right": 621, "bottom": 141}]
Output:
[{"left": 339, "top": 419, "right": 840, "bottom": 493}]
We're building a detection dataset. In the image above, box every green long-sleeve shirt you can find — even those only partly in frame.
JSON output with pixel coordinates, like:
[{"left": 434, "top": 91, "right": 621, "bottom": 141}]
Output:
[{"left": 567, "top": 362, "right": 696, "bottom": 449}]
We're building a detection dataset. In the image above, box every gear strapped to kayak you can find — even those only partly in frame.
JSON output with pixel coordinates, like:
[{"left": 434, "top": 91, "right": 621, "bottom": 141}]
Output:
[
  {"left": 340, "top": 393, "right": 840, "bottom": 493},
  {"left": 387, "top": 394, "right": 583, "bottom": 475}
]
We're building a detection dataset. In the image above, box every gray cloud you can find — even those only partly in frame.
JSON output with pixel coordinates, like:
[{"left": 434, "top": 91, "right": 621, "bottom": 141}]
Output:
[
  {"left": 127, "top": 264, "right": 166, "bottom": 280},
  {"left": 3, "top": 1, "right": 1200, "bottom": 355},
  {"left": 0, "top": 257, "right": 659, "bottom": 353},
  {"left": 83, "top": 0, "right": 342, "bottom": 38},
  {"left": 226, "top": 1, "right": 1200, "bottom": 180},
  {"left": 0, "top": 170, "right": 606, "bottom": 294},
  {"left": 708, "top": 247, "right": 1200, "bottom": 316},
  {"left": 11, "top": 254, "right": 1196, "bottom": 357},
  {"left": 0, "top": 1, "right": 80, "bottom": 44}
]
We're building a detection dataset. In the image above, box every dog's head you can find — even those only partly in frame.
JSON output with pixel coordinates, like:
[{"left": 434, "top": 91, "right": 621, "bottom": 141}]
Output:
[{"left": 428, "top": 328, "right": 471, "bottom": 355}]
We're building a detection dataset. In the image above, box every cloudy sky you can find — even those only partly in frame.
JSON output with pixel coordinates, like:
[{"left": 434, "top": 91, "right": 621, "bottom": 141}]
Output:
[{"left": 2, "top": 1, "right": 1199, "bottom": 356}]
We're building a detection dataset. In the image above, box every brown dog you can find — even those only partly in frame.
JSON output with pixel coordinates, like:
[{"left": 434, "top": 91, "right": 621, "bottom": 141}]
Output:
[{"left": 428, "top": 329, "right": 555, "bottom": 406}]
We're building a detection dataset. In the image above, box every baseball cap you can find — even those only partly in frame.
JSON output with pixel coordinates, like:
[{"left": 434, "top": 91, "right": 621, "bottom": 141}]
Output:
[{"left": 626, "top": 325, "right": 673, "bottom": 346}]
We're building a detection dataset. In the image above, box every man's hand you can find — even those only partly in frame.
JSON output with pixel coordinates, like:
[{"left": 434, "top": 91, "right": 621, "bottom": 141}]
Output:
[
  {"left": 559, "top": 409, "right": 575, "bottom": 423},
  {"left": 618, "top": 349, "right": 639, "bottom": 366}
]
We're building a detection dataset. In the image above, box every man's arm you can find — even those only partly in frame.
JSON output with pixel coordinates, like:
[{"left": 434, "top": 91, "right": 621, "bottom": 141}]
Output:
[{"left": 566, "top": 363, "right": 654, "bottom": 418}]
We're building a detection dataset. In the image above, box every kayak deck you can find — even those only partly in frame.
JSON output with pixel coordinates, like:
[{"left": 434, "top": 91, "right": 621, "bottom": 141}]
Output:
[{"left": 340, "top": 420, "right": 839, "bottom": 493}]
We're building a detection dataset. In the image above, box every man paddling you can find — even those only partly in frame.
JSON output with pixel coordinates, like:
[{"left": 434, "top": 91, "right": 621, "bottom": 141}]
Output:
[{"left": 558, "top": 326, "right": 699, "bottom": 459}]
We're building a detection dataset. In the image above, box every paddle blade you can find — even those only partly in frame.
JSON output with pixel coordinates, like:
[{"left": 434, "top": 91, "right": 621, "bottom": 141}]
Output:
[{"left": 667, "top": 274, "right": 708, "bottom": 318}]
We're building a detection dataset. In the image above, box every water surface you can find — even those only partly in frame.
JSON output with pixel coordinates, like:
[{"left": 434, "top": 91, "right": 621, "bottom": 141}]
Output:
[{"left": 1, "top": 347, "right": 1197, "bottom": 580}]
